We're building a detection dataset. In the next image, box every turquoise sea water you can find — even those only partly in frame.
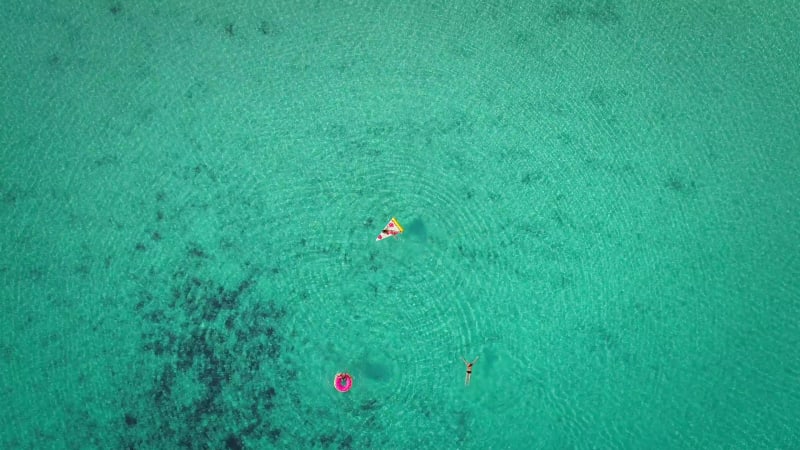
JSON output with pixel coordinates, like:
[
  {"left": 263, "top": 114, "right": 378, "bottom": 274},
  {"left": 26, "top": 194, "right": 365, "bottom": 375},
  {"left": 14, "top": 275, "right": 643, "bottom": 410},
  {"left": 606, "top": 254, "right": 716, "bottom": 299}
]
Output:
[{"left": 1, "top": 1, "right": 799, "bottom": 448}]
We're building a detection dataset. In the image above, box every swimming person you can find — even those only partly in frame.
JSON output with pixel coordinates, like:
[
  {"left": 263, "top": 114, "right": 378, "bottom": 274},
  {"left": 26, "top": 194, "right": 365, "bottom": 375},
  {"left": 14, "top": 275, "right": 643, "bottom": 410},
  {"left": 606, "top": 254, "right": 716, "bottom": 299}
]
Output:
[{"left": 462, "top": 356, "right": 478, "bottom": 385}]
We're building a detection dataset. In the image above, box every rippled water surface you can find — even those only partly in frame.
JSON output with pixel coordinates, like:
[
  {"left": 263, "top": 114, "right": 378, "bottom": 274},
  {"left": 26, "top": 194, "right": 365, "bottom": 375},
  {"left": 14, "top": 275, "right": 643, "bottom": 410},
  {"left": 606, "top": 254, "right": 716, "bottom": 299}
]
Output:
[{"left": 1, "top": 1, "right": 799, "bottom": 448}]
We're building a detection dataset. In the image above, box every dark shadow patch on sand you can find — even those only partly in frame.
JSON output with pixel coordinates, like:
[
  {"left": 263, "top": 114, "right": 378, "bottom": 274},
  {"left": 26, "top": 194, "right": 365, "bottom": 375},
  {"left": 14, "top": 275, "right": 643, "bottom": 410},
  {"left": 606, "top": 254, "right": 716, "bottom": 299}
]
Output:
[
  {"left": 546, "top": 0, "right": 621, "bottom": 27},
  {"left": 403, "top": 218, "right": 428, "bottom": 243},
  {"left": 663, "top": 173, "right": 698, "bottom": 196},
  {"left": 356, "top": 360, "right": 393, "bottom": 382}
]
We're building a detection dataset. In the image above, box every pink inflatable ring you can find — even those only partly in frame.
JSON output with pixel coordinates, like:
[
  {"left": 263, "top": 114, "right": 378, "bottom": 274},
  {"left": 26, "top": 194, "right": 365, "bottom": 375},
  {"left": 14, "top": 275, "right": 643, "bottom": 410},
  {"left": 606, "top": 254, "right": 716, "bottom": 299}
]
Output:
[{"left": 334, "top": 373, "right": 353, "bottom": 393}]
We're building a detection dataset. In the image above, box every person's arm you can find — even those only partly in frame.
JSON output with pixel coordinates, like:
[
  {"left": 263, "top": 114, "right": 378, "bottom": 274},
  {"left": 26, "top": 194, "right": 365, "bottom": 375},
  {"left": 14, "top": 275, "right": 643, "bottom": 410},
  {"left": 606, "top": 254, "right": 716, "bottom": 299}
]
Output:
[{"left": 472, "top": 356, "right": 479, "bottom": 364}]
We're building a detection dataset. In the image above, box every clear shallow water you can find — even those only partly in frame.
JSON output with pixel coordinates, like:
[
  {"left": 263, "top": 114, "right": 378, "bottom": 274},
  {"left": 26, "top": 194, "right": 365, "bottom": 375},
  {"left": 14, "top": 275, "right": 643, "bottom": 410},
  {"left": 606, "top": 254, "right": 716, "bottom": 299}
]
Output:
[{"left": 1, "top": 1, "right": 799, "bottom": 448}]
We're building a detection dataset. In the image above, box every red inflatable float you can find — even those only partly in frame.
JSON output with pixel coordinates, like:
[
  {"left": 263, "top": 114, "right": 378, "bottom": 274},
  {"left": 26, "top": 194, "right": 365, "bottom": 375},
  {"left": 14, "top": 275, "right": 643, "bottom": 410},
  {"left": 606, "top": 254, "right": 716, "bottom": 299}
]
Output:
[{"left": 334, "top": 373, "right": 353, "bottom": 393}]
